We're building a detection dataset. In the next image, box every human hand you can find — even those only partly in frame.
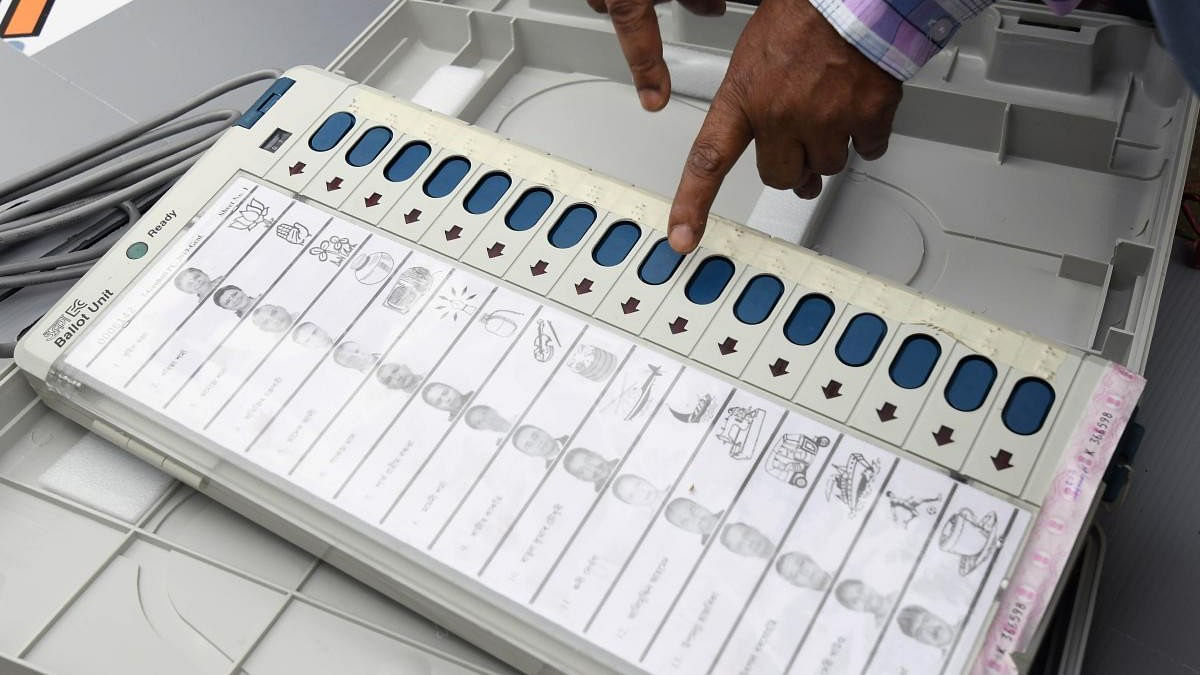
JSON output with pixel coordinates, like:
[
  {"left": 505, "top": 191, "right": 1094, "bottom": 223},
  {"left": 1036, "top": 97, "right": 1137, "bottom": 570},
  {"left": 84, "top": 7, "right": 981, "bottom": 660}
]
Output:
[
  {"left": 586, "top": 0, "right": 728, "bottom": 110},
  {"left": 670, "top": 0, "right": 902, "bottom": 252},
  {"left": 592, "top": 0, "right": 903, "bottom": 253}
]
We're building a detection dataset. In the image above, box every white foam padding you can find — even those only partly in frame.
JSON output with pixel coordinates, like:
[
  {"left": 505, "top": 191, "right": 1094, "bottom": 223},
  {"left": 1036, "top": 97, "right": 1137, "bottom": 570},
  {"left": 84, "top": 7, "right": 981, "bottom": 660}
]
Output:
[
  {"left": 39, "top": 433, "right": 174, "bottom": 522},
  {"left": 662, "top": 43, "right": 728, "bottom": 101},
  {"left": 744, "top": 187, "right": 821, "bottom": 244},
  {"left": 410, "top": 65, "right": 487, "bottom": 118}
]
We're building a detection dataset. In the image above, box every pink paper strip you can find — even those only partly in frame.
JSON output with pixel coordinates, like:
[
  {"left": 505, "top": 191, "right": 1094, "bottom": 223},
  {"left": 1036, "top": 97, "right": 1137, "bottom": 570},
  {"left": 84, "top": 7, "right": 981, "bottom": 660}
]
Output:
[{"left": 972, "top": 363, "right": 1144, "bottom": 674}]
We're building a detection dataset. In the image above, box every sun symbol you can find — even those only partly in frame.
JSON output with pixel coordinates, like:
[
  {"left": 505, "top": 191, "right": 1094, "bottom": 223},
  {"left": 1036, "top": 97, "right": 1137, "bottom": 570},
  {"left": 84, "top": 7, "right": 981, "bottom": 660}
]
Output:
[{"left": 434, "top": 285, "right": 479, "bottom": 322}]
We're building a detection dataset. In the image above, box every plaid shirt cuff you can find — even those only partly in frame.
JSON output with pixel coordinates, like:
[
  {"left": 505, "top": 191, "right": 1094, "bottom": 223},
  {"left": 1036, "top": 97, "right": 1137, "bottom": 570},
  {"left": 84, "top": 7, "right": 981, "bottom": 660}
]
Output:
[{"left": 808, "top": 0, "right": 997, "bottom": 80}]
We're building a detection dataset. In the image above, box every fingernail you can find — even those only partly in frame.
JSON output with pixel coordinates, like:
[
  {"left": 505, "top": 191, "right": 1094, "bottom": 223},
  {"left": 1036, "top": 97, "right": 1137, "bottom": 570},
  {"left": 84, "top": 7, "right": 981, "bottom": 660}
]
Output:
[
  {"left": 669, "top": 225, "right": 695, "bottom": 253},
  {"left": 638, "top": 87, "right": 665, "bottom": 111}
]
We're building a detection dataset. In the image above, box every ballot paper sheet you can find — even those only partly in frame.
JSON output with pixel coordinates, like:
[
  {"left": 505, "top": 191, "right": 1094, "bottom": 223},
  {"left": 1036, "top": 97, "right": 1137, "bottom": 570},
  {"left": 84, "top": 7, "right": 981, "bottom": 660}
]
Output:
[{"left": 60, "top": 176, "right": 1033, "bottom": 675}]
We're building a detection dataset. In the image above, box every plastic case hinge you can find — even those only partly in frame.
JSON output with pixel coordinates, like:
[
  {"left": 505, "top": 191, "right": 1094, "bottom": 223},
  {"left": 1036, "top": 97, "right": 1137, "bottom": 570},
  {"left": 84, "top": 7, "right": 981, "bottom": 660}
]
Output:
[
  {"left": 89, "top": 420, "right": 207, "bottom": 490},
  {"left": 235, "top": 77, "right": 296, "bottom": 129}
]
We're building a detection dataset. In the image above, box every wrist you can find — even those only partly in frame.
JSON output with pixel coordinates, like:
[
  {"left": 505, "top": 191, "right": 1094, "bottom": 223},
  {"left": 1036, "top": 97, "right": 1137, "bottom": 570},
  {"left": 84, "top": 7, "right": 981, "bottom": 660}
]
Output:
[{"left": 806, "top": 0, "right": 997, "bottom": 80}]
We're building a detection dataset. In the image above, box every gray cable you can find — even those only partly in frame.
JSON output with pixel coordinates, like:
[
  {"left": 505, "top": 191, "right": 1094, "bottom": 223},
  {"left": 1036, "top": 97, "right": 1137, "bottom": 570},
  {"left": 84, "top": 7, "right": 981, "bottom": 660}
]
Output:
[
  {"left": 0, "top": 246, "right": 106, "bottom": 276},
  {"left": 6, "top": 109, "right": 238, "bottom": 202},
  {"left": 0, "top": 69, "right": 280, "bottom": 203},
  {"left": 0, "top": 263, "right": 91, "bottom": 289},
  {"left": 88, "top": 135, "right": 216, "bottom": 194},
  {"left": 0, "top": 161, "right": 193, "bottom": 248},
  {"left": 119, "top": 200, "right": 140, "bottom": 224},
  {"left": 0, "top": 131, "right": 216, "bottom": 225},
  {"left": 0, "top": 69, "right": 281, "bottom": 353}
]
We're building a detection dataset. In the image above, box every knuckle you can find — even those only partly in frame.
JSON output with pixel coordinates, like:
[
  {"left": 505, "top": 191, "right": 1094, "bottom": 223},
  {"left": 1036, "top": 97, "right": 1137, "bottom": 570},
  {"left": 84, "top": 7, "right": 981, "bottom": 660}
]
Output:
[
  {"left": 761, "top": 173, "right": 794, "bottom": 190},
  {"left": 809, "top": 141, "right": 849, "bottom": 175},
  {"left": 686, "top": 140, "right": 727, "bottom": 179},
  {"left": 607, "top": 0, "right": 649, "bottom": 28},
  {"left": 756, "top": 158, "right": 803, "bottom": 189},
  {"left": 626, "top": 54, "right": 663, "bottom": 78},
  {"left": 860, "top": 91, "right": 900, "bottom": 127},
  {"left": 813, "top": 155, "right": 848, "bottom": 176}
]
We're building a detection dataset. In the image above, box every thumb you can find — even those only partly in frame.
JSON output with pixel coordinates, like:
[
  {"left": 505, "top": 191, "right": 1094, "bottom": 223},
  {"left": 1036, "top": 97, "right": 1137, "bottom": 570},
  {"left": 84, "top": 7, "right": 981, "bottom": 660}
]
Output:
[{"left": 669, "top": 79, "right": 752, "bottom": 253}]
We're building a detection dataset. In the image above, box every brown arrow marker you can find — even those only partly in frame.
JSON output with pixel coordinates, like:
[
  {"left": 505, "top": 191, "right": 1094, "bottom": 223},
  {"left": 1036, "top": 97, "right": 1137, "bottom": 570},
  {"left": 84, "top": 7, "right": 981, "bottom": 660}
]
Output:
[
  {"left": 932, "top": 425, "right": 955, "bottom": 446},
  {"left": 991, "top": 449, "right": 1014, "bottom": 471}
]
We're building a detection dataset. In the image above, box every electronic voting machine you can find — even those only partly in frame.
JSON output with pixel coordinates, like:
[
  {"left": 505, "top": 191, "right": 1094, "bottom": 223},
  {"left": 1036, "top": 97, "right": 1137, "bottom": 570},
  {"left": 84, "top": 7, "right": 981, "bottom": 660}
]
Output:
[{"left": 12, "top": 67, "right": 1144, "bottom": 675}]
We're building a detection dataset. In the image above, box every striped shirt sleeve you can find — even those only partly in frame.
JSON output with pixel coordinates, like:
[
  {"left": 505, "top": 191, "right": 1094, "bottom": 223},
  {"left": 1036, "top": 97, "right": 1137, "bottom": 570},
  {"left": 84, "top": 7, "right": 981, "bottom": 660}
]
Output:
[{"left": 809, "top": 0, "right": 1082, "bottom": 80}]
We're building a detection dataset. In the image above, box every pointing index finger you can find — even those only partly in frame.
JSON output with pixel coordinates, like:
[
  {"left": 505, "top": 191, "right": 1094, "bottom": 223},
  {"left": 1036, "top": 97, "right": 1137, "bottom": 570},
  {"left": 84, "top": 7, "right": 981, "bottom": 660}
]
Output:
[
  {"left": 668, "top": 81, "right": 752, "bottom": 253},
  {"left": 605, "top": 0, "right": 672, "bottom": 111}
]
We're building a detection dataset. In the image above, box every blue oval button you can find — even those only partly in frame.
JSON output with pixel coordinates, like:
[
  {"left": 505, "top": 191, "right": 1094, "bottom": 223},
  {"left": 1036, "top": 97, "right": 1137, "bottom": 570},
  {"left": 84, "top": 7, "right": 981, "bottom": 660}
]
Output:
[
  {"left": 506, "top": 188, "right": 554, "bottom": 231},
  {"left": 423, "top": 156, "right": 471, "bottom": 198},
  {"left": 944, "top": 356, "right": 997, "bottom": 412},
  {"left": 835, "top": 313, "right": 887, "bottom": 367},
  {"left": 592, "top": 221, "right": 642, "bottom": 266},
  {"left": 383, "top": 141, "right": 431, "bottom": 182},
  {"left": 1002, "top": 377, "right": 1055, "bottom": 435},
  {"left": 733, "top": 275, "right": 784, "bottom": 325},
  {"left": 464, "top": 172, "right": 512, "bottom": 214},
  {"left": 547, "top": 204, "right": 597, "bottom": 248},
  {"left": 889, "top": 334, "right": 942, "bottom": 389},
  {"left": 638, "top": 238, "right": 685, "bottom": 285},
  {"left": 783, "top": 294, "right": 835, "bottom": 346},
  {"left": 309, "top": 112, "right": 356, "bottom": 152},
  {"left": 345, "top": 126, "right": 393, "bottom": 167},
  {"left": 685, "top": 257, "right": 735, "bottom": 305}
]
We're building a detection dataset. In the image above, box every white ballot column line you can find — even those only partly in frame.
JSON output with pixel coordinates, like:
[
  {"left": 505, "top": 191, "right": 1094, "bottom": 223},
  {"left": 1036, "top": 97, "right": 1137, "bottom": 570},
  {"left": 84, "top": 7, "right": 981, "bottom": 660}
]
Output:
[
  {"left": 530, "top": 369, "right": 733, "bottom": 630},
  {"left": 321, "top": 268, "right": 478, "bottom": 505},
  {"left": 527, "top": 363, "right": 688, "bottom": 606},
  {"left": 581, "top": 388, "right": 738, "bottom": 633},
  {"left": 426, "top": 324, "right": 591, "bottom": 552},
  {"left": 473, "top": 343, "right": 637, "bottom": 578},
  {"left": 200, "top": 230, "right": 375, "bottom": 434},
  {"left": 201, "top": 231, "right": 382, "bottom": 459},
  {"left": 375, "top": 290, "right": 543, "bottom": 529},
  {"left": 77, "top": 178, "right": 262, "bottom": 372},
  {"left": 856, "top": 484, "right": 960, "bottom": 674},
  {"left": 783, "top": 459, "right": 956, "bottom": 674},
  {"left": 703, "top": 434, "right": 843, "bottom": 675},
  {"left": 246, "top": 238, "right": 414, "bottom": 475},
  {"left": 779, "top": 458, "right": 900, "bottom": 674},
  {"left": 379, "top": 304, "right": 549, "bottom": 545},
  {"left": 88, "top": 187, "right": 287, "bottom": 389},
  {"left": 584, "top": 389, "right": 789, "bottom": 658},
  {"left": 164, "top": 211, "right": 366, "bottom": 433},
  {"left": 639, "top": 414, "right": 847, "bottom": 673},
  {"left": 636, "top": 411, "right": 790, "bottom": 662},
  {"left": 287, "top": 253, "right": 454, "bottom": 485},
  {"left": 329, "top": 272, "right": 510, "bottom": 522},
  {"left": 162, "top": 215, "right": 343, "bottom": 409},
  {"left": 480, "top": 351, "right": 683, "bottom": 604},
  {"left": 120, "top": 201, "right": 302, "bottom": 392}
]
